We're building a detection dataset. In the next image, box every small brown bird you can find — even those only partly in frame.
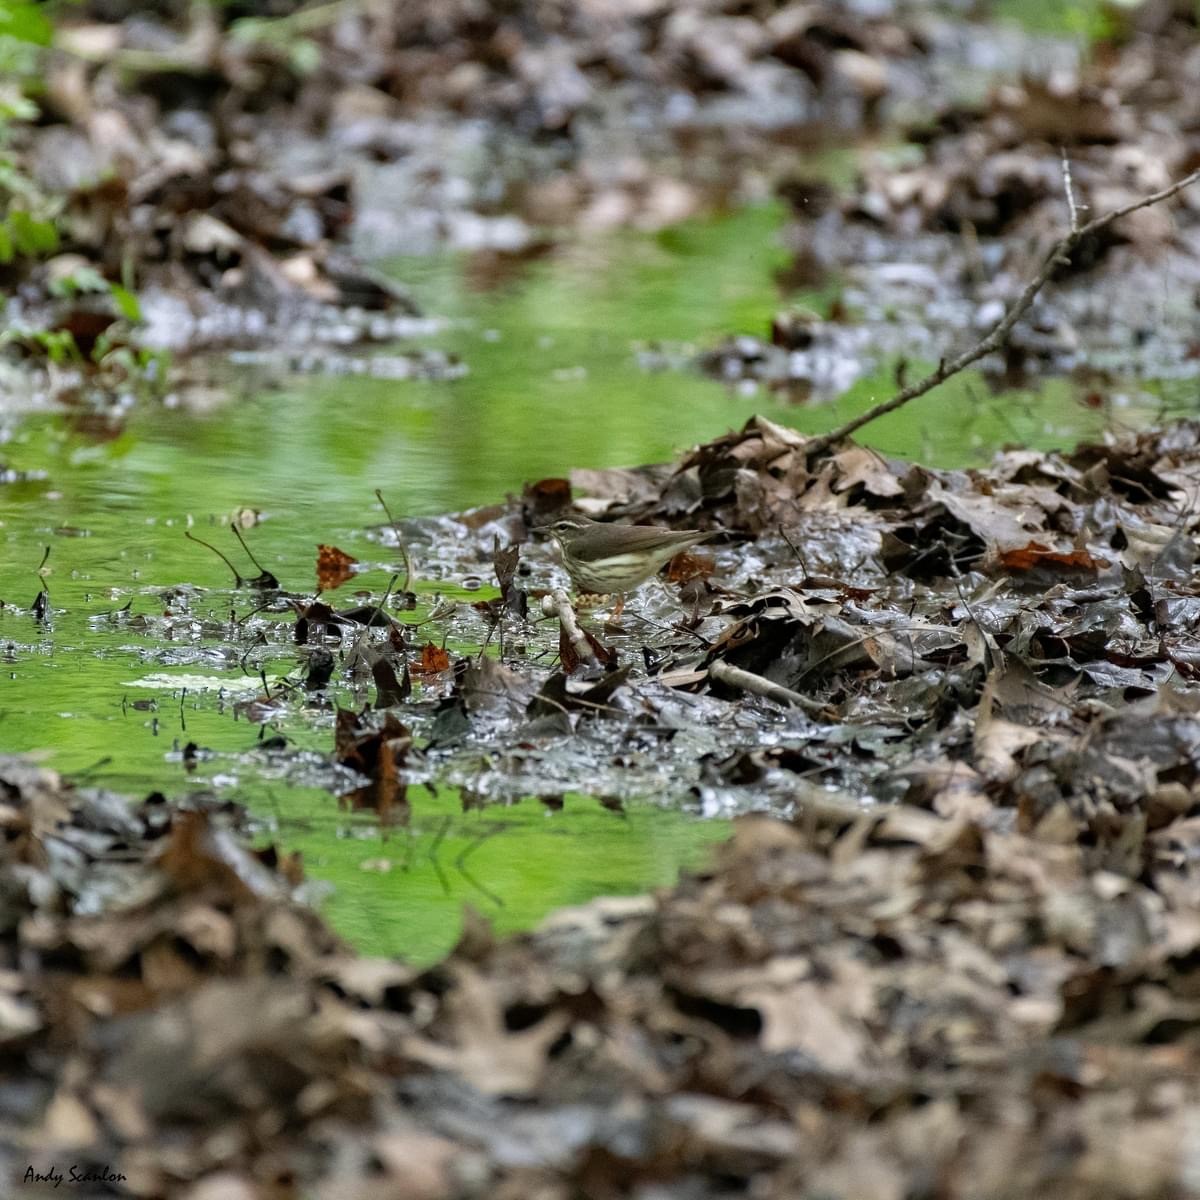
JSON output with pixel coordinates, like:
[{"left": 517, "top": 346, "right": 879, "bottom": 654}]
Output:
[{"left": 546, "top": 515, "right": 712, "bottom": 595}]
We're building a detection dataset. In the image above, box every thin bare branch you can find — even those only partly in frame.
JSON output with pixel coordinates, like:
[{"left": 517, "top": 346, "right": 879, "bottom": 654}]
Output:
[
  {"left": 708, "top": 659, "right": 825, "bottom": 713},
  {"left": 1060, "top": 148, "right": 1082, "bottom": 232},
  {"left": 804, "top": 165, "right": 1200, "bottom": 463}
]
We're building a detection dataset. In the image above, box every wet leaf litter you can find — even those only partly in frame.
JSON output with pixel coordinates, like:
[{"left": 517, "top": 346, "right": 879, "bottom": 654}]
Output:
[
  {"left": 14, "top": 419, "right": 1200, "bottom": 1198},
  {"left": 7, "top": 2, "right": 1200, "bottom": 1197},
  {"left": 7, "top": 151, "right": 1200, "bottom": 1200}
]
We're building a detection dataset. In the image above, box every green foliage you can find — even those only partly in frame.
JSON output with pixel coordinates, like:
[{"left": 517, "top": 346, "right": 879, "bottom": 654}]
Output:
[
  {"left": 108, "top": 284, "right": 143, "bottom": 323},
  {"left": 0, "top": 134, "right": 61, "bottom": 264},
  {"left": 46, "top": 265, "right": 142, "bottom": 322},
  {"left": 0, "top": 87, "right": 36, "bottom": 124},
  {"left": 0, "top": 0, "right": 51, "bottom": 47},
  {"left": 94, "top": 341, "right": 172, "bottom": 396},
  {"left": 47, "top": 263, "right": 111, "bottom": 298},
  {"left": 27, "top": 327, "right": 84, "bottom": 365},
  {"left": 0, "top": 0, "right": 50, "bottom": 89},
  {"left": 2, "top": 248, "right": 163, "bottom": 393},
  {"left": 0, "top": 0, "right": 152, "bottom": 378},
  {"left": 0, "top": 317, "right": 171, "bottom": 397},
  {"left": 992, "top": 0, "right": 1125, "bottom": 40},
  {"left": 1, "top": 207, "right": 59, "bottom": 259},
  {"left": 0, "top": 1, "right": 60, "bottom": 266},
  {"left": 228, "top": 0, "right": 355, "bottom": 76}
]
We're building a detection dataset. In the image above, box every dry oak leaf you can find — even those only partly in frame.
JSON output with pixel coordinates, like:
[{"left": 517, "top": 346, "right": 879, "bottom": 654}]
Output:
[
  {"left": 402, "top": 965, "right": 569, "bottom": 1096},
  {"left": 830, "top": 443, "right": 904, "bottom": 498}
]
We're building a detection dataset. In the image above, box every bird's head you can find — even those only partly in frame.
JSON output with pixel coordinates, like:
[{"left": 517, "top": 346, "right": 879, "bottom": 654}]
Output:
[{"left": 546, "top": 516, "right": 595, "bottom": 546}]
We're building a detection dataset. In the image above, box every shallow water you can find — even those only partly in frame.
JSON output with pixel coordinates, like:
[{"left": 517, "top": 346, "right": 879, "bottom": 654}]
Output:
[{"left": 0, "top": 202, "right": 1175, "bottom": 961}]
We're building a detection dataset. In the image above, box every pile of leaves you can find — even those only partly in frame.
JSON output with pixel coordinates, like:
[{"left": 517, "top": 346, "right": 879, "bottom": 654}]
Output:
[
  {"left": 1, "top": 0, "right": 1033, "bottom": 366},
  {"left": 37, "top": 0, "right": 915, "bottom": 250},
  {"left": 10, "top": 647, "right": 1200, "bottom": 1196},
  {"left": 14, "top": 417, "right": 1200, "bottom": 1193},
  {"left": 7, "top": 0, "right": 1199, "bottom": 402},
  {"left": 289, "top": 417, "right": 1200, "bottom": 820},
  {"left": 89, "top": 416, "right": 1200, "bottom": 825},
  {"left": 0, "top": 755, "right": 438, "bottom": 1196}
]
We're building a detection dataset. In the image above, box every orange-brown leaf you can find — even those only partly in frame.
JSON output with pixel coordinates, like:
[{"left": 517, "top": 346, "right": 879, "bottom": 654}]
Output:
[
  {"left": 997, "top": 542, "right": 1106, "bottom": 573},
  {"left": 666, "top": 551, "right": 715, "bottom": 584},
  {"left": 411, "top": 642, "right": 451, "bottom": 676},
  {"left": 316, "top": 544, "right": 358, "bottom": 592}
]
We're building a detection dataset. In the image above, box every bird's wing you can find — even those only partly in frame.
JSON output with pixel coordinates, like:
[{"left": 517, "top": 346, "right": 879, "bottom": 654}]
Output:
[{"left": 573, "top": 527, "right": 708, "bottom": 562}]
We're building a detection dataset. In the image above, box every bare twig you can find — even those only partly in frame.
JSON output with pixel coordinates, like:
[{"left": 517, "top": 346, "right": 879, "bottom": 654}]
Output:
[
  {"left": 541, "top": 589, "right": 597, "bottom": 666},
  {"left": 1060, "top": 148, "right": 1082, "bottom": 232},
  {"left": 778, "top": 523, "right": 809, "bottom": 574},
  {"left": 707, "top": 659, "right": 825, "bottom": 714},
  {"left": 375, "top": 489, "right": 412, "bottom": 594},
  {"left": 804, "top": 165, "right": 1200, "bottom": 462}
]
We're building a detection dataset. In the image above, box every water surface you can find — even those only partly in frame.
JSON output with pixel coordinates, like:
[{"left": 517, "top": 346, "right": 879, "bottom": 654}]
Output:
[{"left": 0, "top": 202, "right": 1169, "bottom": 960}]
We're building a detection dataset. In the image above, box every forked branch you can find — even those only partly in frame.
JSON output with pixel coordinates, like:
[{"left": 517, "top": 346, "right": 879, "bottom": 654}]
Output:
[{"left": 804, "top": 165, "right": 1200, "bottom": 462}]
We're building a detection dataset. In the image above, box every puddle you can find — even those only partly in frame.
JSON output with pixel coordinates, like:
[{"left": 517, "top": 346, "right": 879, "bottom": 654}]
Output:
[{"left": 0, "top": 202, "right": 1180, "bottom": 961}]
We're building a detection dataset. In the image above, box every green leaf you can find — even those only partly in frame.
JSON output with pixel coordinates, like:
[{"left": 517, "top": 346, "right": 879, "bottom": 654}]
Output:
[
  {"left": 288, "top": 37, "right": 321, "bottom": 76},
  {"left": 48, "top": 264, "right": 109, "bottom": 298},
  {"left": 8, "top": 209, "right": 58, "bottom": 256},
  {"left": 0, "top": 222, "right": 12, "bottom": 264},
  {"left": 0, "top": 158, "right": 41, "bottom": 201},
  {"left": 32, "top": 328, "right": 81, "bottom": 365},
  {"left": 0, "top": 91, "right": 38, "bottom": 123},
  {"left": 108, "top": 283, "right": 142, "bottom": 323},
  {"left": 0, "top": 1, "right": 53, "bottom": 46}
]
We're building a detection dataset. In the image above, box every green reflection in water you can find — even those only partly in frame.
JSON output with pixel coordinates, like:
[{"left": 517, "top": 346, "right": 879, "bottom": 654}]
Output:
[
  {"left": 0, "top": 200, "right": 1178, "bottom": 959},
  {"left": 301, "top": 792, "right": 731, "bottom": 963}
]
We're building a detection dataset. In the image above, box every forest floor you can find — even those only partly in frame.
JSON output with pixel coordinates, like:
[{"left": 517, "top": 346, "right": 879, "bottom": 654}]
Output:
[
  {"left": 6, "top": 2, "right": 1200, "bottom": 1197},
  {"left": 15, "top": 418, "right": 1200, "bottom": 1198}
]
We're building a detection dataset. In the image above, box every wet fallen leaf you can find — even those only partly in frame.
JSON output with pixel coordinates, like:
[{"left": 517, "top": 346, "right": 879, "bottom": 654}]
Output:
[
  {"left": 998, "top": 541, "right": 1107, "bottom": 573},
  {"left": 316, "top": 543, "right": 358, "bottom": 591},
  {"left": 666, "top": 550, "right": 715, "bottom": 584},
  {"left": 411, "top": 643, "right": 451, "bottom": 676}
]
